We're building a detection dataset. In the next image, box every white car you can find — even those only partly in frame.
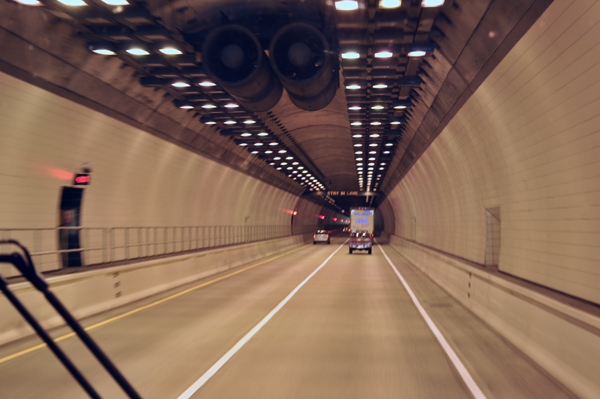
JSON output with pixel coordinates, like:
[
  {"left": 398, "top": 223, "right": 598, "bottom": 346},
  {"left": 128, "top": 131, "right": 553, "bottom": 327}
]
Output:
[{"left": 313, "top": 230, "right": 330, "bottom": 244}]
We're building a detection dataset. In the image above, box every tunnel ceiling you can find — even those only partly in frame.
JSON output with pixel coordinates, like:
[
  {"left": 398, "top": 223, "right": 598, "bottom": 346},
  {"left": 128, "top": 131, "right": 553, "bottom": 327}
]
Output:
[{"left": 0, "top": 0, "right": 551, "bottom": 212}]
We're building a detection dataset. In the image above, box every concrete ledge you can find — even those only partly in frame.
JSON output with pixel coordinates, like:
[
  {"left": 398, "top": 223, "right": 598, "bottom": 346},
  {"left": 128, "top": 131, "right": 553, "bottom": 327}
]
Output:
[
  {"left": 0, "top": 234, "right": 311, "bottom": 346},
  {"left": 387, "top": 235, "right": 600, "bottom": 399}
]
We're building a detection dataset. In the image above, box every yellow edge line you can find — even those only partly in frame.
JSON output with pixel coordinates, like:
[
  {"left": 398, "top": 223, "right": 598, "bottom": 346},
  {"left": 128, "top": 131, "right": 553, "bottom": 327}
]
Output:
[{"left": 0, "top": 244, "right": 310, "bottom": 365}]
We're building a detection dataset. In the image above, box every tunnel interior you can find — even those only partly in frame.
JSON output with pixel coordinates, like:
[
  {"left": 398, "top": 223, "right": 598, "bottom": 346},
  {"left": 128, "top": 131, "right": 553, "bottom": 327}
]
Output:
[{"left": 1, "top": 0, "right": 600, "bottom": 397}]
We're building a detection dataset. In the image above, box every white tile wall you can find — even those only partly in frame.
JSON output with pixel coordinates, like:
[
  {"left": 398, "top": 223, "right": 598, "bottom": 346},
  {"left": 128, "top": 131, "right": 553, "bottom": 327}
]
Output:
[
  {"left": 387, "top": 0, "right": 600, "bottom": 304},
  {"left": 0, "top": 70, "right": 321, "bottom": 275}
]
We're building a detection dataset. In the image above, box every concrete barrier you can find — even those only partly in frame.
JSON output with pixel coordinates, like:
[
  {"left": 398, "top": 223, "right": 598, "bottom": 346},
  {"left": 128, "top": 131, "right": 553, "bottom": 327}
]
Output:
[
  {"left": 387, "top": 235, "right": 600, "bottom": 399},
  {"left": 0, "top": 234, "right": 311, "bottom": 346}
]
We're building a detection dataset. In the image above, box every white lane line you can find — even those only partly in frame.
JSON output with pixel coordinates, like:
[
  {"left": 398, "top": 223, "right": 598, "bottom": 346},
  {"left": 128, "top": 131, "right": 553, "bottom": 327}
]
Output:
[
  {"left": 378, "top": 244, "right": 488, "bottom": 399},
  {"left": 177, "top": 241, "right": 347, "bottom": 399}
]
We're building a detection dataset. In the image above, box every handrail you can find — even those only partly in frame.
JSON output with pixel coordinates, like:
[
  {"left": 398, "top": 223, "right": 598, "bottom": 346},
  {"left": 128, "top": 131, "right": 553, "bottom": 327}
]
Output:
[{"left": 0, "top": 225, "right": 316, "bottom": 278}]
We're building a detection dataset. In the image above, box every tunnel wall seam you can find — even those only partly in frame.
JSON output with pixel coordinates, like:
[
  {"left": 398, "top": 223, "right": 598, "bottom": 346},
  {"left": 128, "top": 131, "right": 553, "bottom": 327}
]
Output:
[{"left": 386, "top": 234, "right": 600, "bottom": 399}]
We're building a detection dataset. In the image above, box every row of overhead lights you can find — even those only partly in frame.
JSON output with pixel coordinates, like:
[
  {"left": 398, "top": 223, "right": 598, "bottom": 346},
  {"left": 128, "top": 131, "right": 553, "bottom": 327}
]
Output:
[
  {"left": 14, "top": 0, "right": 128, "bottom": 6},
  {"left": 261, "top": 147, "right": 326, "bottom": 191},
  {"left": 335, "top": 0, "right": 443, "bottom": 193},
  {"left": 340, "top": 45, "right": 434, "bottom": 60},
  {"left": 354, "top": 143, "right": 394, "bottom": 191},
  {"left": 11, "top": 0, "right": 327, "bottom": 194},
  {"left": 334, "top": 0, "right": 444, "bottom": 10}
]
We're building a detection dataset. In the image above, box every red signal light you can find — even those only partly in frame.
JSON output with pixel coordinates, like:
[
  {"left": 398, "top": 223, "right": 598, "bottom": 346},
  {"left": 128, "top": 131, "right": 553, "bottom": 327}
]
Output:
[{"left": 74, "top": 174, "right": 90, "bottom": 185}]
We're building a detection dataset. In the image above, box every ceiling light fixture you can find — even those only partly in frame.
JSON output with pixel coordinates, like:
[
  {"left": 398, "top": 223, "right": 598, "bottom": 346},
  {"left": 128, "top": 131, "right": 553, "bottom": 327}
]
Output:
[
  {"left": 88, "top": 42, "right": 116, "bottom": 55},
  {"left": 346, "top": 84, "right": 361, "bottom": 90},
  {"left": 341, "top": 52, "right": 360, "bottom": 59},
  {"left": 14, "top": 0, "right": 43, "bottom": 5},
  {"left": 422, "top": 0, "right": 444, "bottom": 7},
  {"left": 335, "top": 0, "right": 359, "bottom": 11},
  {"left": 159, "top": 47, "right": 183, "bottom": 55},
  {"left": 406, "top": 43, "right": 435, "bottom": 57},
  {"left": 379, "top": 0, "right": 400, "bottom": 8},
  {"left": 125, "top": 46, "right": 150, "bottom": 56},
  {"left": 200, "top": 117, "right": 216, "bottom": 124},
  {"left": 171, "top": 80, "right": 190, "bottom": 88},
  {"left": 57, "top": 0, "right": 87, "bottom": 5},
  {"left": 374, "top": 51, "right": 393, "bottom": 58},
  {"left": 372, "top": 83, "right": 388, "bottom": 89},
  {"left": 349, "top": 106, "right": 361, "bottom": 110},
  {"left": 408, "top": 49, "right": 426, "bottom": 57}
]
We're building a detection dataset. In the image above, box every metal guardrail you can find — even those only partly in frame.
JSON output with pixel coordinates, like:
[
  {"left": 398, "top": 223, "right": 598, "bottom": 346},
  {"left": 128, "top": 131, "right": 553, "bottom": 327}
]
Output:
[{"left": 0, "top": 225, "right": 315, "bottom": 278}]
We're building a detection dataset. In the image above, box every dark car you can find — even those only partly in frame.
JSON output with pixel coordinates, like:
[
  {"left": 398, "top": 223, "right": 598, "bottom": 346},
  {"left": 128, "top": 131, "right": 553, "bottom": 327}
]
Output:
[{"left": 349, "top": 230, "right": 373, "bottom": 254}]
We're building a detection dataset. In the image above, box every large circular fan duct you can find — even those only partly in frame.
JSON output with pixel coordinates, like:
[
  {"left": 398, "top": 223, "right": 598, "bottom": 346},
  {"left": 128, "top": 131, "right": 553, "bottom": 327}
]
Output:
[
  {"left": 269, "top": 23, "right": 337, "bottom": 111},
  {"left": 202, "top": 24, "right": 282, "bottom": 112}
]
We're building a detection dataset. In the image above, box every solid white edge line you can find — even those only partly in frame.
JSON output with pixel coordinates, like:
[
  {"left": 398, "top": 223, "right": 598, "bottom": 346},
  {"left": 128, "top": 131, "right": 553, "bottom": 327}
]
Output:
[
  {"left": 377, "top": 244, "right": 488, "bottom": 399},
  {"left": 177, "top": 241, "right": 347, "bottom": 399}
]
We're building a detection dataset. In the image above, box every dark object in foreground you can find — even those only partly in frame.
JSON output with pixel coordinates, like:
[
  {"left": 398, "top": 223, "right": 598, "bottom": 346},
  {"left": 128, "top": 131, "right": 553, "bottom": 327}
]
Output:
[{"left": 0, "top": 240, "right": 142, "bottom": 399}]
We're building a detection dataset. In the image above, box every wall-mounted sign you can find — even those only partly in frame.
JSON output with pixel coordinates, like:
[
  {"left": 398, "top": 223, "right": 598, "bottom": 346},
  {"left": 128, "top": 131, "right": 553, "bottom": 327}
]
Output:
[{"left": 309, "top": 191, "right": 379, "bottom": 197}]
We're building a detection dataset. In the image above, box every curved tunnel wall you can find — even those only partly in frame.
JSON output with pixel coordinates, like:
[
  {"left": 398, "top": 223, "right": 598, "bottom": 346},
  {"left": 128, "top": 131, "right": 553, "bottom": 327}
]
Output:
[
  {"left": 385, "top": 0, "right": 600, "bottom": 305},
  {"left": 0, "top": 70, "right": 323, "bottom": 248},
  {"left": 375, "top": 198, "right": 395, "bottom": 236}
]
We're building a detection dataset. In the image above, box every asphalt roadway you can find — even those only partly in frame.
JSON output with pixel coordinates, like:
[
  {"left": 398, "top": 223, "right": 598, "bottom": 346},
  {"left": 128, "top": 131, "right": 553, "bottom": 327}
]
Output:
[{"left": 0, "top": 237, "right": 575, "bottom": 399}]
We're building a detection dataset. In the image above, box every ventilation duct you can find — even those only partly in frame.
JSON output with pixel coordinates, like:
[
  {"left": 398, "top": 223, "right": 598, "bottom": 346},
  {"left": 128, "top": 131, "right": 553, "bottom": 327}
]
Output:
[
  {"left": 202, "top": 24, "right": 282, "bottom": 112},
  {"left": 269, "top": 23, "right": 337, "bottom": 111}
]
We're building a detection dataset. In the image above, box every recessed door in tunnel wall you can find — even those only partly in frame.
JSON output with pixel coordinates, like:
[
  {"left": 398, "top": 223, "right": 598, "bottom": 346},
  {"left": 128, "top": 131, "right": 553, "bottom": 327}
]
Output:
[{"left": 58, "top": 187, "right": 84, "bottom": 268}]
